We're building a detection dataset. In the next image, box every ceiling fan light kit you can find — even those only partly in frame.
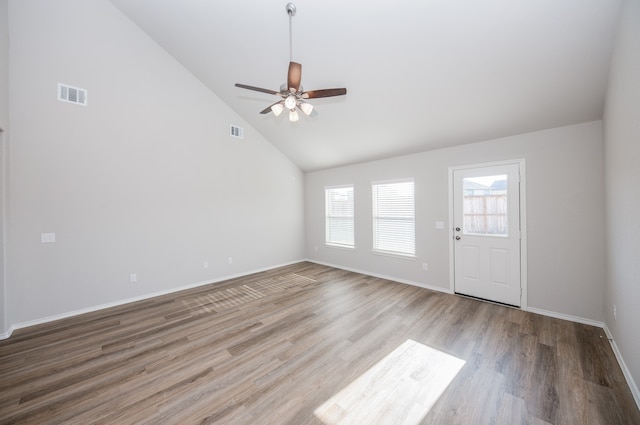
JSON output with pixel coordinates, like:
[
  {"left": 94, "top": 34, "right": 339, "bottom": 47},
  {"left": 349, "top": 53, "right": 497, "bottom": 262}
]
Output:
[
  {"left": 299, "top": 102, "right": 313, "bottom": 116},
  {"left": 284, "top": 95, "right": 297, "bottom": 110},
  {"left": 271, "top": 103, "right": 284, "bottom": 116},
  {"left": 235, "top": 2, "right": 347, "bottom": 122}
]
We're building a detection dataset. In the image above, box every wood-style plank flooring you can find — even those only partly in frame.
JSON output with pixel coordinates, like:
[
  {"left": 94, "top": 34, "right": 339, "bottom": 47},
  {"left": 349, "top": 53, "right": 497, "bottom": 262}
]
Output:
[{"left": 1, "top": 262, "right": 639, "bottom": 424}]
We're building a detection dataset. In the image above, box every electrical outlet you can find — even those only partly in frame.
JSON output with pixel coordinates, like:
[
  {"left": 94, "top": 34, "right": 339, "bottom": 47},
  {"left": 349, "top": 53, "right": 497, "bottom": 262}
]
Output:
[
  {"left": 228, "top": 257, "right": 233, "bottom": 264},
  {"left": 129, "top": 274, "right": 137, "bottom": 283},
  {"left": 613, "top": 305, "right": 617, "bottom": 320},
  {"left": 422, "top": 263, "right": 429, "bottom": 271},
  {"left": 203, "top": 262, "right": 209, "bottom": 269}
]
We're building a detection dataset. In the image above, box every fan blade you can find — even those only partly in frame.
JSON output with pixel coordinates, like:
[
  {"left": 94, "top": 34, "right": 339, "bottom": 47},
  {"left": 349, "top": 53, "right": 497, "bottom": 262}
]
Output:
[
  {"left": 301, "top": 88, "right": 347, "bottom": 99},
  {"left": 235, "top": 83, "right": 280, "bottom": 96},
  {"left": 260, "top": 100, "right": 284, "bottom": 114},
  {"left": 287, "top": 62, "right": 302, "bottom": 93}
]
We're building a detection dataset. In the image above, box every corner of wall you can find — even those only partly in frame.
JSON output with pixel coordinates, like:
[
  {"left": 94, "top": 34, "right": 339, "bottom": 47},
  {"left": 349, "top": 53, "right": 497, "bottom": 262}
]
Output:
[
  {"left": 603, "top": 0, "right": 640, "bottom": 411},
  {"left": 603, "top": 324, "right": 640, "bottom": 409}
]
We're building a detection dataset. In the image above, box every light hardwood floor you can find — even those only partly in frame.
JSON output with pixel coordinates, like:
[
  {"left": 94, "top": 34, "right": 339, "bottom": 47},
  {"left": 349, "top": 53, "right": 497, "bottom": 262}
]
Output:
[{"left": 1, "top": 262, "right": 639, "bottom": 424}]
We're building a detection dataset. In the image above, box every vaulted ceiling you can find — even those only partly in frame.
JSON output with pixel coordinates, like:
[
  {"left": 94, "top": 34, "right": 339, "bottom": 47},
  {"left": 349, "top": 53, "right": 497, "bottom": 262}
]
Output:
[{"left": 109, "top": 0, "right": 622, "bottom": 172}]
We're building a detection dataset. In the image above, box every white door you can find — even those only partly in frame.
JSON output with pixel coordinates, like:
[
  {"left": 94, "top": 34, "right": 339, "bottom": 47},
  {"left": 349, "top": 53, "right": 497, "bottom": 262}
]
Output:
[{"left": 453, "top": 163, "right": 521, "bottom": 306}]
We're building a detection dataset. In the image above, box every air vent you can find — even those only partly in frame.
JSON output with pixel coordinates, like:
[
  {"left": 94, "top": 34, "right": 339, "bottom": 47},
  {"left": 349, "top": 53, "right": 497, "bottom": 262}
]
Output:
[
  {"left": 230, "top": 125, "right": 244, "bottom": 139},
  {"left": 58, "top": 83, "right": 87, "bottom": 106}
]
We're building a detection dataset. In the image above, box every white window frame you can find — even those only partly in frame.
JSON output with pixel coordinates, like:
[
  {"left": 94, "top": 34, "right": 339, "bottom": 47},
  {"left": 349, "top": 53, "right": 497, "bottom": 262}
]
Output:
[
  {"left": 372, "top": 178, "right": 416, "bottom": 258},
  {"left": 325, "top": 185, "right": 355, "bottom": 249}
]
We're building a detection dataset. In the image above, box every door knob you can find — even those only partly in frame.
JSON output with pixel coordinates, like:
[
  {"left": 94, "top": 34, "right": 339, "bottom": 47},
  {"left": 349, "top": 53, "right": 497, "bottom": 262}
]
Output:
[{"left": 455, "top": 236, "right": 461, "bottom": 240}]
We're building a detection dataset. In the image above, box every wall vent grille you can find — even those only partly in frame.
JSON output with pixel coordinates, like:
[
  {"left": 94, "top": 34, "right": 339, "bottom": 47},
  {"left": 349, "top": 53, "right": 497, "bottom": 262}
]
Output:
[
  {"left": 230, "top": 125, "right": 244, "bottom": 139},
  {"left": 58, "top": 83, "right": 87, "bottom": 106}
]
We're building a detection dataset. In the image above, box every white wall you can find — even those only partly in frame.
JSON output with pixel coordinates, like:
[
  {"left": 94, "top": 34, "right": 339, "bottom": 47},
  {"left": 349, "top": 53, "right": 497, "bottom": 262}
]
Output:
[
  {"left": 604, "top": 0, "right": 640, "bottom": 398},
  {"left": 6, "top": 0, "right": 305, "bottom": 328},
  {"left": 0, "top": 0, "right": 6, "bottom": 128},
  {"left": 0, "top": 0, "right": 9, "bottom": 336},
  {"left": 306, "top": 121, "right": 605, "bottom": 322}
]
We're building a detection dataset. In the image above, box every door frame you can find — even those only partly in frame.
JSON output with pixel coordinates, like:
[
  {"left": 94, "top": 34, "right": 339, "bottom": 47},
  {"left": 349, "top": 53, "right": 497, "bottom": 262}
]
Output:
[{"left": 448, "top": 159, "right": 528, "bottom": 310}]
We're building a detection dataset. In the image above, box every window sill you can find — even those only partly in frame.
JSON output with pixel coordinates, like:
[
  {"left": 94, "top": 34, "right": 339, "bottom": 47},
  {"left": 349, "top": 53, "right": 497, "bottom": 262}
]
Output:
[
  {"left": 325, "top": 243, "right": 355, "bottom": 251},
  {"left": 371, "top": 250, "right": 416, "bottom": 260}
]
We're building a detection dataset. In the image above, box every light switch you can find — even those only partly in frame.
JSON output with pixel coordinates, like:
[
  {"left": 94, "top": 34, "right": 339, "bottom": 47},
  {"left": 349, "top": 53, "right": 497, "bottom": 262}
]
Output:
[
  {"left": 41, "top": 233, "right": 56, "bottom": 243},
  {"left": 435, "top": 221, "right": 445, "bottom": 229}
]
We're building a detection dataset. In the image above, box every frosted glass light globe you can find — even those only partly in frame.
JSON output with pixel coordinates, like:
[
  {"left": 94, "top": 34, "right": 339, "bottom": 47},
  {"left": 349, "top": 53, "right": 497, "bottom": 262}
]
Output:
[{"left": 284, "top": 95, "right": 297, "bottom": 110}]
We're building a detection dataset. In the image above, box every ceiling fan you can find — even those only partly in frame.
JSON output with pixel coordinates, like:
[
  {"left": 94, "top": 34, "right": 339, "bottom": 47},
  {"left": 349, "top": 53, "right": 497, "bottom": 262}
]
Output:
[{"left": 235, "top": 3, "right": 347, "bottom": 122}]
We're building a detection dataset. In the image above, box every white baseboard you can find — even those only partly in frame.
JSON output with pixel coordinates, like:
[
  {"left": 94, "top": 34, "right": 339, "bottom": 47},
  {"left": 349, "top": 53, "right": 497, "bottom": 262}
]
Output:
[
  {"left": 0, "top": 326, "right": 14, "bottom": 340},
  {"left": 1, "top": 259, "right": 305, "bottom": 341},
  {"left": 306, "top": 259, "right": 453, "bottom": 295},
  {"left": 603, "top": 324, "right": 640, "bottom": 410},
  {"left": 525, "top": 306, "right": 605, "bottom": 328}
]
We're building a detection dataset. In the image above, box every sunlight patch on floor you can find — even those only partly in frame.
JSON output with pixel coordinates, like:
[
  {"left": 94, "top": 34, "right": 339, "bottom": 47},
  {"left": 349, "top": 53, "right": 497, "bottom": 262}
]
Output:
[{"left": 314, "top": 339, "right": 465, "bottom": 425}]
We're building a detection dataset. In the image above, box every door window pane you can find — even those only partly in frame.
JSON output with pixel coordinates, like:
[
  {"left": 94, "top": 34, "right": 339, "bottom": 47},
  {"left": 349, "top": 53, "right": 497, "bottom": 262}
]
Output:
[{"left": 463, "top": 175, "right": 508, "bottom": 236}]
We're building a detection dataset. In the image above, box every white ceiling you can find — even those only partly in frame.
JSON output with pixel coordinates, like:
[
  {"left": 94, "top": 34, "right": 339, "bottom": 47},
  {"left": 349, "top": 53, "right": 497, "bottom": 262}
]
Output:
[{"left": 109, "top": 0, "right": 622, "bottom": 172}]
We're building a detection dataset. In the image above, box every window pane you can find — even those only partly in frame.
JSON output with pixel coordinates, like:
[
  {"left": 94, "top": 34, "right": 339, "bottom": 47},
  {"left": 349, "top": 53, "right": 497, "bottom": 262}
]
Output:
[
  {"left": 372, "top": 180, "right": 415, "bottom": 256},
  {"left": 462, "top": 175, "right": 508, "bottom": 236},
  {"left": 325, "top": 186, "right": 354, "bottom": 247}
]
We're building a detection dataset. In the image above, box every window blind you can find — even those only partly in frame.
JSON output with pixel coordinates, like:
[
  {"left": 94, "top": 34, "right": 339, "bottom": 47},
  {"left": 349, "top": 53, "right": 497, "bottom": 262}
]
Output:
[
  {"left": 372, "top": 180, "right": 415, "bottom": 256},
  {"left": 325, "top": 186, "right": 354, "bottom": 248}
]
